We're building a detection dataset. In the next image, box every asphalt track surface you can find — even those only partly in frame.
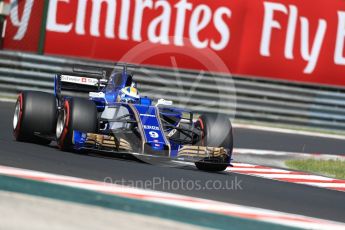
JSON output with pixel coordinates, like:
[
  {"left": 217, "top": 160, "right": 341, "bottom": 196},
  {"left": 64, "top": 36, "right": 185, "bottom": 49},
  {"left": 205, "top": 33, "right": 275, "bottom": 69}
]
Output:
[
  {"left": 0, "top": 101, "right": 344, "bottom": 223},
  {"left": 235, "top": 128, "right": 345, "bottom": 155}
]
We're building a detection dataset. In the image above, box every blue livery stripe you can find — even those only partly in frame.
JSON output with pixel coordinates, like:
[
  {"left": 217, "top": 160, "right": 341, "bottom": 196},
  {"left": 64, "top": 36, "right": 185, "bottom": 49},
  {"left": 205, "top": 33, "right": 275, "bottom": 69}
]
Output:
[{"left": 133, "top": 105, "right": 168, "bottom": 149}]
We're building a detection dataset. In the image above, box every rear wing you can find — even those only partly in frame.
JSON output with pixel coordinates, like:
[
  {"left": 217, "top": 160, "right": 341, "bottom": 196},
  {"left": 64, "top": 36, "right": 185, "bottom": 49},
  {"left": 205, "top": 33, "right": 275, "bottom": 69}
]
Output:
[
  {"left": 54, "top": 74, "right": 108, "bottom": 98},
  {"left": 54, "top": 63, "right": 139, "bottom": 97},
  {"left": 54, "top": 64, "right": 110, "bottom": 96}
]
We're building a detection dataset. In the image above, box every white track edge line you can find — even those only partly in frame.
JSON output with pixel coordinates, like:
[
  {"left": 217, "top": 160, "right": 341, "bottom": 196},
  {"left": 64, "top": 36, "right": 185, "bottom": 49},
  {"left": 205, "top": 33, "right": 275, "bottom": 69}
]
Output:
[{"left": 233, "top": 123, "right": 345, "bottom": 140}]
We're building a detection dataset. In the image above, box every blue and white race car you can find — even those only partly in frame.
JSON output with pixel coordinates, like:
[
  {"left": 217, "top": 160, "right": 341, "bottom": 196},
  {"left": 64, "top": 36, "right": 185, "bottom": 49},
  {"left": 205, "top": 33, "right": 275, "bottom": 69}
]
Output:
[{"left": 12, "top": 65, "right": 233, "bottom": 171}]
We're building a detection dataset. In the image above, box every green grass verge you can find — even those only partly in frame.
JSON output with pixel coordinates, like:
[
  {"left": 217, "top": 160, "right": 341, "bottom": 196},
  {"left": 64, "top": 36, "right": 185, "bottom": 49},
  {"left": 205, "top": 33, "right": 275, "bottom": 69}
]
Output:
[{"left": 286, "top": 159, "right": 345, "bottom": 180}]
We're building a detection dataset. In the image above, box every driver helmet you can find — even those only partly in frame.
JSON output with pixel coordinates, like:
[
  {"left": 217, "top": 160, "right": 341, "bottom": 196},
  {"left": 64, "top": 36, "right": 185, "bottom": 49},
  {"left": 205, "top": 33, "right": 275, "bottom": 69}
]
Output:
[{"left": 119, "top": 86, "right": 140, "bottom": 103}]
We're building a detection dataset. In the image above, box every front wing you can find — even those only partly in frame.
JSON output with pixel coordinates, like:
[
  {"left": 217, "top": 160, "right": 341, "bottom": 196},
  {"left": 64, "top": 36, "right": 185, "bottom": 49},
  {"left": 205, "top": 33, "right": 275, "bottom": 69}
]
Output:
[{"left": 73, "top": 132, "right": 232, "bottom": 165}]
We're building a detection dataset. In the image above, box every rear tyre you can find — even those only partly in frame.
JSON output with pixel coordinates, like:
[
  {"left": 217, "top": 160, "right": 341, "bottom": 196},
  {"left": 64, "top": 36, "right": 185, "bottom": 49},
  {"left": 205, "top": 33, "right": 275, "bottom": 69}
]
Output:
[
  {"left": 13, "top": 91, "right": 57, "bottom": 145},
  {"left": 195, "top": 114, "right": 233, "bottom": 172},
  {"left": 57, "top": 97, "right": 97, "bottom": 151}
]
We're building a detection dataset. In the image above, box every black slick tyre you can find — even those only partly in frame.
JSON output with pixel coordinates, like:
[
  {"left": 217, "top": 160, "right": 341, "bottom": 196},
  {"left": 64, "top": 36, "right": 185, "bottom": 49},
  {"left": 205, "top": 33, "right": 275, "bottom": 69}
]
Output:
[
  {"left": 56, "top": 98, "right": 97, "bottom": 151},
  {"left": 195, "top": 113, "right": 233, "bottom": 172},
  {"left": 13, "top": 91, "right": 57, "bottom": 145}
]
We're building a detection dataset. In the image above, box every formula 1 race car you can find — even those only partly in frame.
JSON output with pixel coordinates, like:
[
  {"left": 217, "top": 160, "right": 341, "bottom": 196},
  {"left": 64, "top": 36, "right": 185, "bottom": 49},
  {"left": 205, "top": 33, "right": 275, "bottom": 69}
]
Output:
[{"left": 12, "top": 65, "right": 233, "bottom": 171}]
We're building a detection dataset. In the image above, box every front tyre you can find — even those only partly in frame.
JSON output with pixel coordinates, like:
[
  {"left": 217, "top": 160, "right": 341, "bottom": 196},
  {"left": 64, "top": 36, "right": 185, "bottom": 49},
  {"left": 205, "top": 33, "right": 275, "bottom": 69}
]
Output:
[
  {"left": 195, "top": 114, "right": 233, "bottom": 172},
  {"left": 57, "top": 98, "right": 97, "bottom": 151},
  {"left": 13, "top": 91, "right": 57, "bottom": 145}
]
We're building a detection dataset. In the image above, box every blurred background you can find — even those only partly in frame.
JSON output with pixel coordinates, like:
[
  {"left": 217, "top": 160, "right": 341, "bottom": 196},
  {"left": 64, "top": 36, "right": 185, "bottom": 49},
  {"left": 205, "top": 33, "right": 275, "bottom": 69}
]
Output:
[{"left": 1, "top": 0, "right": 345, "bottom": 133}]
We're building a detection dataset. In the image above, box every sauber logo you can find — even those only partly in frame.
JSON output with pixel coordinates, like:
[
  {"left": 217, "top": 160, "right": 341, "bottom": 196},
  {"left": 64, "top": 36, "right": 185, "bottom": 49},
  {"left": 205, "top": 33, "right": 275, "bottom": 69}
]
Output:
[
  {"left": 46, "top": 0, "right": 231, "bottom": 51},
  {"left": 143, "top": 125, "right": 160, "bottom": 131},
  {"left": 9, "top": 0, "right": 34, "bottom": 40},
  {"left": 60, "top": 75, "right": 99, "bottom": 86}
]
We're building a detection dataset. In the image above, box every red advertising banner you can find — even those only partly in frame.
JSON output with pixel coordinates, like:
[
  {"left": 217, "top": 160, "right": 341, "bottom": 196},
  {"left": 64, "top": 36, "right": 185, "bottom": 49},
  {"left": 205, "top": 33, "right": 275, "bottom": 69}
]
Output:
[
  {"left": 3, "top": 0, "right": 345, "bottom": 87},
  {"left": 2, "top": 0, "right": 45, "bottom": 52},
  {"left": 237, "top": 0, "right": 345, "bottom": 86},
  {"left": 44, "top": 0, "right": 244, "bottom": 74}
]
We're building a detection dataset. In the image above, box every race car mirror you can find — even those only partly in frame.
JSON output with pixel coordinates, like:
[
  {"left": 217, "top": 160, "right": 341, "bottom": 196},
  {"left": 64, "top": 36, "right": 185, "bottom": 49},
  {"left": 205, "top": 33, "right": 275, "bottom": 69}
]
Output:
[{"left": 156, "top": 99, "right": 173, "bottom": 107}]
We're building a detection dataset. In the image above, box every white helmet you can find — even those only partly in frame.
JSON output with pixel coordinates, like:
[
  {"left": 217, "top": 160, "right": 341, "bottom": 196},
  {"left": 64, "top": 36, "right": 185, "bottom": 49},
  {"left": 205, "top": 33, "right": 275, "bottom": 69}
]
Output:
[{"left": 119, "top": 86, "right": 140, "bottom": 103}]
